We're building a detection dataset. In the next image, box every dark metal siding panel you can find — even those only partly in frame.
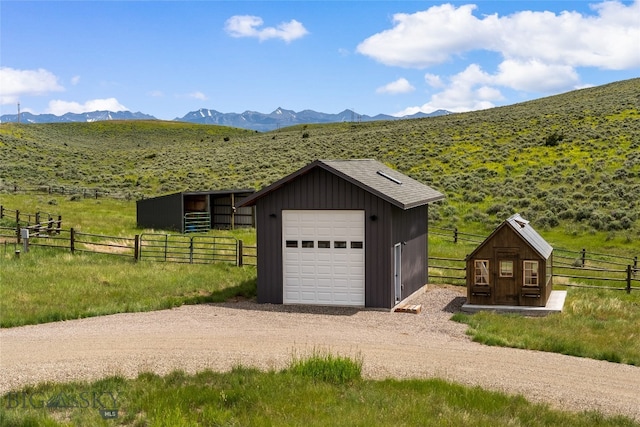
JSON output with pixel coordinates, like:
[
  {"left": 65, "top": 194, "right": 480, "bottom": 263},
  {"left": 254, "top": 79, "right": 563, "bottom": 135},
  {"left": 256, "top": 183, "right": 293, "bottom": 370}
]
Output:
[
  {"left": 365, "top": 195, "right": 392, "bottom": 308},
  {"left": 136, "top": 193, "right": 183, "bottom": 232},
  {"left": 392, "top": 205, "right": 428, "bottom": 300},
  {"left": 255, "top": 196, "right": 283, "bottom": 304},
  {"left": 254, "top": 167, "right": 399, "bottom": 308}
]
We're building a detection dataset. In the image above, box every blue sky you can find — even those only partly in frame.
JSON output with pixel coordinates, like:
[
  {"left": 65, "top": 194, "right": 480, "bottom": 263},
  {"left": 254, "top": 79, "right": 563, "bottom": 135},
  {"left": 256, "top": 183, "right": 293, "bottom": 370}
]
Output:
[{"left": 1, "top": 1, "right": 639, "bottom": 120}]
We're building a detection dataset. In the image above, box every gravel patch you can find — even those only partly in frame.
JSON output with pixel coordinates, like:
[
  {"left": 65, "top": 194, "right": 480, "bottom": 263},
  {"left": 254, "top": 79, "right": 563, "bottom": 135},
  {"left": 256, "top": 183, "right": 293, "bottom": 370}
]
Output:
[{"left": 1, "top": 285, "right": 638, "bottom": 421}]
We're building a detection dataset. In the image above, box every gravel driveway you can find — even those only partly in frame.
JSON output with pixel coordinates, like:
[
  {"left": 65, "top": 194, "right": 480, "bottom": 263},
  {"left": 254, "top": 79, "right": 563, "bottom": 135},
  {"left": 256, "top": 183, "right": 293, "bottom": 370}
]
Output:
[{"left": 1, "top": 285, "right": 639, "bottom": 421}]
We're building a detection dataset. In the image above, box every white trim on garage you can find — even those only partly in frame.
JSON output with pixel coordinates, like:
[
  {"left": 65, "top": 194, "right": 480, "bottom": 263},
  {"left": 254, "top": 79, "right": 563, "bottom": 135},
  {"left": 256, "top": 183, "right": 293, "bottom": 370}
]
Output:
[{"left": 282, "top": 210, "right": 365, "bottom": 306}]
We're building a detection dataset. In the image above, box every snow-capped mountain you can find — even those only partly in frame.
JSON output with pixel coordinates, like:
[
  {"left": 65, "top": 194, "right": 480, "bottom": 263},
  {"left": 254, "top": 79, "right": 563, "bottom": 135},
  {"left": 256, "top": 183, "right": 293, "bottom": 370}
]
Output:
[
  {"left": 0, "top": 108, "right": 451, "bottom": 131},
  {"left": 175, "top": 107, "right": 451, "bottom": 131},
  {"left": 0, "top": 110, "right": 155, "bottom": 124}
]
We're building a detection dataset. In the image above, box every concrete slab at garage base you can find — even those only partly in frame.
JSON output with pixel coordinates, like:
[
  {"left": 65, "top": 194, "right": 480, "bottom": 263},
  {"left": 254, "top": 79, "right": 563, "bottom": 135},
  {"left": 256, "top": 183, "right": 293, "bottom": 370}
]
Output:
[{"left": 462, "top": 290, "right": 567, "bottom": 316}]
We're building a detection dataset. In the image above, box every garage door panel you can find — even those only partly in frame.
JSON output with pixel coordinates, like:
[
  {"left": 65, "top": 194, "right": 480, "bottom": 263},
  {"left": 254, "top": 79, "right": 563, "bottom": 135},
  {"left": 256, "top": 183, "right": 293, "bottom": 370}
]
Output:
[{"left": 283, "top": 210, "right": 365, "bottom": 306}]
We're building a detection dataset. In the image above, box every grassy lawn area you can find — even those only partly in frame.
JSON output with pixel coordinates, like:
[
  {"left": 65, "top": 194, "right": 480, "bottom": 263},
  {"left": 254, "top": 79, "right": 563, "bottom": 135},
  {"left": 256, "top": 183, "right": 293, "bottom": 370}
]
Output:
[
  {"left": 452, "top": 287, "right": 640, "bottom": 366},
  {"left": 1, "top": 355, "right": 637, "bottom": 427},
  {"left": 0, "top": 248, "right": 256, "bottom": 328}
]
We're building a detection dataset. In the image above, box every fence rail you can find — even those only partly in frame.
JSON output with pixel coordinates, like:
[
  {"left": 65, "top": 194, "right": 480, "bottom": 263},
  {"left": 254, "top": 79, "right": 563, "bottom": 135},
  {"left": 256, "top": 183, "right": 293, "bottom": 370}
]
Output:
[
  {"left": 2, "top": 226, "right": 250, "bottom": 267},
  {"left": 430, "top": 226, "right": 485, "bottom": 245},
  {"left": 3, "top": 217, "right": 637, "bottom": 292},
  {"left": 139, "top": 233, "right": 238, "bottom": 264},
  {"left": 428, "top": 251, "right": 639, "bottom": 293},
  {"left": 0, "top": 206, "right": 62, "bottom": 239},
  {"left": 1, "top": 184, "right": 133, "bottom": 200}
]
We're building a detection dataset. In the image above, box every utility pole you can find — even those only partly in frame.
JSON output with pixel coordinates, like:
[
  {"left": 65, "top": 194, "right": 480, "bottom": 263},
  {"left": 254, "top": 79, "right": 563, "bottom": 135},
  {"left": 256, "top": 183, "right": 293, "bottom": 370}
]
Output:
[{"left": 17, "top": 102, "right": 21, "bottom": 124}]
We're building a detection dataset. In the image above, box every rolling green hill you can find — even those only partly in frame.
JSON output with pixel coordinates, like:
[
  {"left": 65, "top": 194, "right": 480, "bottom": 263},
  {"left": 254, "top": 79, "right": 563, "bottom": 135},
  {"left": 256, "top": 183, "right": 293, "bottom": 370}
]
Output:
[{"left": 1, "top": 78, "right": 639, "bottom": 237}]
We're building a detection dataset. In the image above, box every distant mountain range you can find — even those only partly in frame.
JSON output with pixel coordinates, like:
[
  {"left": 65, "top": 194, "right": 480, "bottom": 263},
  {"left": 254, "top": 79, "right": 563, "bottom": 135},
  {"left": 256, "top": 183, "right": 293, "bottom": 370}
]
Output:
[
  {"left": 0, "top": 108, "right": 451, "bottom": 131},
  {"left": 175, "top": 107, "right": 451, "bottom": 131},
  {"left": 0, "top": 110, "right": 156, "bottom": 124}
]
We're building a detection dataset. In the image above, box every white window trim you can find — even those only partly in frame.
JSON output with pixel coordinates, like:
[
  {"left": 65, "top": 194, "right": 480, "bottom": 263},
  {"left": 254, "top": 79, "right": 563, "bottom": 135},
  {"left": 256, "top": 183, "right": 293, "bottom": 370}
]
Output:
[
  {"left": 499, "top": 260, "right": 514, "bottom": 277},
  {"left": 474, "top": 260, "right": 490, "bottom": 285},
  {"left": 523, "top": 260, "right": 539, "bottom": 287}
]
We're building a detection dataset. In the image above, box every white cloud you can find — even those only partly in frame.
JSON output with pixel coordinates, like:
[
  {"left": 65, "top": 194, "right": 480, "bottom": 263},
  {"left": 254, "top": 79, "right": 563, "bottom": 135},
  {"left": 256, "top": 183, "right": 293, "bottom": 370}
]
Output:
[
  {"left": 148, "top": 90, "right": 164, "bottom": 98},
  {"left": 70, "top": 75, "right": 81, "bottom": 86},
  {"left": 424, "top": 74, "right": 445, "bottom": 88},
  {"left": 495, "top": 59, "right": 579, "bottom": 92},
  {"left": 188, "top": 91, "right": 208, "bottom": 100},
  {"left": 376, "top": 78, "right": 415, "bottom": 94},
  {"left": 496, "top": 1, "right": 640, "bottom": 70},
  {"left": 357, "top": 4, "right": 495, "bottom": 68},
  {"left": 47, "top": 98, "right": 127, "bottom": 115},
  {"left": 366, "top": 1, "right": 640, "bottom": 115},
  {"left": 394, "top": 64, "right": 504, "bottom": 116},
  {"left": 225, "top": 15, "right": 309, "bottom": 43},
  {"left": 0, "top": 67, "right": 64, "bottom": 104},
  {"left": 357, "top": 1, "right": 640, "bottom": 70}
]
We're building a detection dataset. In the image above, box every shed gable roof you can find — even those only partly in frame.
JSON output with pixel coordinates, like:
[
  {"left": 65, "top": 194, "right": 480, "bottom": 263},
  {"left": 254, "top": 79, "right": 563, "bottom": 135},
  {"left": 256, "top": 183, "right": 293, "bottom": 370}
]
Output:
[
  {"left": 505, "top": 214, "right": 553, "bottom": 258},
  {"left": 239, "top": 159, "right": 445, "bottom": 209},
  {"left": 468, "top": 213, "right": 553, "bottom": 260}
]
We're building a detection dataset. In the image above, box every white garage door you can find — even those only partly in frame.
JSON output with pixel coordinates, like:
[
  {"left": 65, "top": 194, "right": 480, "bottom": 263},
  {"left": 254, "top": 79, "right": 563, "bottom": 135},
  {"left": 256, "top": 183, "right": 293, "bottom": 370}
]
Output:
[{"left": 283, "top": 210, "right": 365, "bottom": 306}]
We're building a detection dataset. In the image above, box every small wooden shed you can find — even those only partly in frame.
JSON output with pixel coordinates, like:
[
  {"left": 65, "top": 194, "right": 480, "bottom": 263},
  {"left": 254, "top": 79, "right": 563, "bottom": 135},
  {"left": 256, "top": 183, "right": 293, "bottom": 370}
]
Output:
[
  {"left": 136, "top": 189, "right": 255, "bottom": 233},
  {"left": 466, "top": 214, "right": 553, "bottom": 307},
  {"left": 238, "top": 159, "right": 445, "bottom": 309}
]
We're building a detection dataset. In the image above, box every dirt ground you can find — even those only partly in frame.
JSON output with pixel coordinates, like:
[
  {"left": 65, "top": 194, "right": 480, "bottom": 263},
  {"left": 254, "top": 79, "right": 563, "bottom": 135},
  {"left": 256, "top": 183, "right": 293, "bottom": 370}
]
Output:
[{"left": 1, "top": 285, "right": 639, "bottom": 421}]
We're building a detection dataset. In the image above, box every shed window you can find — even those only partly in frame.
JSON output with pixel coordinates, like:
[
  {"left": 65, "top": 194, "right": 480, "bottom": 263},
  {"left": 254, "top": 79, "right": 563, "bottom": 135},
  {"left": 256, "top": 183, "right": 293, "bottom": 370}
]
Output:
[
  {"left": 350, "top": 241, "right": 363, "bottom": 249},
  {"left": 334, "top": 241, "right": 347, "bottom": 249},
  {"left": 301, "top": 241, "right": 314, "bottom": 248},
  {"left": 523, "top": 261, "right": 539, "bottom": 286},
  {"left": 286, "top": 240, "right": 298, "bottom": 248},
  {"left": 499, "top": 260, "right": 513, "bottom": 277},
  {"left": 474, "top": 260, "right": 490, "bottom": 285},
  {"left": 318, "top": 241, "right": 330, "bottom": 248}
]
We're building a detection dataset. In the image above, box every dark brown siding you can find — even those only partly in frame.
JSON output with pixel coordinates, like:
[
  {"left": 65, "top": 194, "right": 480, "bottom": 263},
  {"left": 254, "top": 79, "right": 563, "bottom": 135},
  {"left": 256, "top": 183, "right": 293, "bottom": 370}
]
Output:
[
  {"left": 136, "top": 193, "right": 183, "bottom": 232},
  {"left": 466, "top": 225, "right": 551, "bottom": 306},
  {"left": 254, "top": 167, "right": 426, "bottom": 308}
]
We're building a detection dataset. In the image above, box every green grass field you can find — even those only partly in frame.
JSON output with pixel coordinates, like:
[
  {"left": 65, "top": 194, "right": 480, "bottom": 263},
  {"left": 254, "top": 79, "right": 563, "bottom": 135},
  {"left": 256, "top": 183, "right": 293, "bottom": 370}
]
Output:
[{"left": 1, "top": 356, "right": 637, "bottom": 427}]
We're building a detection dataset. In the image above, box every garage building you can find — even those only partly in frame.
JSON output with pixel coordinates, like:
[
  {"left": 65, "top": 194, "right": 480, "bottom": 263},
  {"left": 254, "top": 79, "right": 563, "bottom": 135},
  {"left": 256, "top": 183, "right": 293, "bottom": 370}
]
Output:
[{"left": 239, "top": 159, "right": 445, "bottom": 308}]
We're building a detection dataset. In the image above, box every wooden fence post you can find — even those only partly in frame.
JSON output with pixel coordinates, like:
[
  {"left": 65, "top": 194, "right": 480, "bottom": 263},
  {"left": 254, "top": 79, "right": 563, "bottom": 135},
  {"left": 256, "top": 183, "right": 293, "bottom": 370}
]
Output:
[
  {"left": 134, "top": 235, "right": 140, "bottom": 261},
  {"left": 56, "top": 216, "right": 62, "bottom": 234},
  {"left": 454, "top": 228, "right": 458, "bottom": 244},
  {"left": 16, "top": 210, "right": 20, "bottom": 243},
  {"left": 581, "top": 248, "right": 586, "bottom": 268},
  {"left": 70, "top": 228, "right": 75, "bottom": 253},
  {"left": 0, "top": 205, "right": 3, "bottom": 219},
  {"left": 237, "top": 240, "right": 243, "bottom": 267},
  {"left": 627, "top": 265, "right": 632, "bottom": 294}
]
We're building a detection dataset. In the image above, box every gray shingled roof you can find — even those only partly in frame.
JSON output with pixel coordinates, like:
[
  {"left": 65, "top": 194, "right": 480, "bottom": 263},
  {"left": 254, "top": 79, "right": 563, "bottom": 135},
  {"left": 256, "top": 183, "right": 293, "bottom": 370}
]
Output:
[
  {"left": 239, "top": 159, "right": 445, "bottom": 209},
  {"left": 505, "top": 213, "right": 553, "bottom": 258}
]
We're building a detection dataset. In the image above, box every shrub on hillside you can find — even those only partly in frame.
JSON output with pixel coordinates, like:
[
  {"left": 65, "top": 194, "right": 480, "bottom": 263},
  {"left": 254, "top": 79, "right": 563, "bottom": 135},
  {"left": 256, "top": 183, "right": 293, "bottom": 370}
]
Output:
[
  {"left": 536, "top": 210, "right": 559, "bottom": 228},
  {"left": 486, "top": 203, "right": 507, "bottom": 216}
]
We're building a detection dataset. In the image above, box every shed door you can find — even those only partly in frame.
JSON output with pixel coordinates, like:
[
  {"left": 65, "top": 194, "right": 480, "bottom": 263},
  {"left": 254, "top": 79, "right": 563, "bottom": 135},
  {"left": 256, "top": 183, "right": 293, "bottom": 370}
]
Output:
[
  {"left": 495, "top": 249, "right": 519, "bottom": 304},
  {"left": 283, "top": 210, "right": 365, "bottom": 306}
]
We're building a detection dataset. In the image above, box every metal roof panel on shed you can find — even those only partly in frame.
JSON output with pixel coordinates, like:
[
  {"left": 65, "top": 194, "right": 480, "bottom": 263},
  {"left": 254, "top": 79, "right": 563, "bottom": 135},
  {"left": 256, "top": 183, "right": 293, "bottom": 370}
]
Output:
[
  {"left": 239, "top": 159, "right": 445, "bottom": 209},
  {"left": 466, "top": 213, "right": 553, "bottom": 261},
  {"left": 505, "top": 213, "right": 553, "bottom": 259}
]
